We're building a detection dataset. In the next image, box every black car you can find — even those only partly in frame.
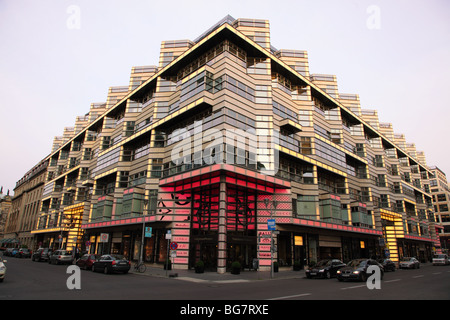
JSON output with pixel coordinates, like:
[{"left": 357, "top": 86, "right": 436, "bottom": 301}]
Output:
[
  {"left": 32, "top": 248, "right": 52, "bottom": 262},
  {"left": 306, "top": 259, "right": 346, "bottom": 279},
  {"left": 378, "top": 258, "right": 396, "bottom": 272},
  {"left": 92, "top": 254, "right": 131, "bottom": 274},
  {"left": 337, "top": 258, "right": 384, "bottom": 282}
]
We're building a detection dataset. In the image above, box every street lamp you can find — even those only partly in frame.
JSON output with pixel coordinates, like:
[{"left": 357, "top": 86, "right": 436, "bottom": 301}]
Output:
[
  {"left": 263, "top": 198, "right": 278, "bottom": 279},
  {"left": 139, "top": 199, "right": 149, "bottom": 265}
]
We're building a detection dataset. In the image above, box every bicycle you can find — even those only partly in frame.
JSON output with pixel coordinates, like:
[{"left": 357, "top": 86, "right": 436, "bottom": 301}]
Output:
[{"left": 134, "top": 261, "right": 147, "bottom": 273}]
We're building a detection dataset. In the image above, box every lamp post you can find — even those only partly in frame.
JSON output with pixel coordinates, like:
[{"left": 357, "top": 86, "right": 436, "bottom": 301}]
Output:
[
  {"left": 263, "top": 198, "right": 278, "bottom": 279},
  {"left": 140, "top": 199, "right": 149, "bottom": 265}
]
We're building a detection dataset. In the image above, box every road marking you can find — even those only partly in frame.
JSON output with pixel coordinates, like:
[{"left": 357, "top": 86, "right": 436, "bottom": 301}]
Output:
[
  {"left": 213, "top": 279, "right": 250, "bottom": 284},
  {"left": 412, "top": 275, "right": 424, "bottom": 278},
  {"left": 384, "top": 279, "right": 401, "bottom": 283},
  {"left": 267, "top": 293, "right": 312, "bottom": 300},
  {"left": 432, "top": 272, "right": 442, "bottom": 275},
  {"left": 341, "top": 284, "right": 366, "bottom": 290},
  {"left": 176, "top": 277, "right": 208, "bottom": 283}
]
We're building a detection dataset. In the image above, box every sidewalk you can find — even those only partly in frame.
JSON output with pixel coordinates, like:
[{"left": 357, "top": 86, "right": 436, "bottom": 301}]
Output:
[{"left": 130, "top": 264, "right": 306, "bottom": 283}]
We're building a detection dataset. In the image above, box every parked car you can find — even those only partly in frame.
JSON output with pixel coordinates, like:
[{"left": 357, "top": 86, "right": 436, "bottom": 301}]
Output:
[
  {"left": 337, "top": 258, "right": 384, "bottom": 282},
  {"left": 0, "top": 256, "right": 7, "bottom": 282},
  {"left": 49, "top": 250, "right": 73, "bottom": 265},
  {"left": 92, "top": 254, "right": 131, "bottom": 274},
  {"left": 16, "top": 248, "right": 32, "bottom": 258},
  {"left": 399, "top": 257, "right": 420, "bottom": 269},
  {"left": 32, "top": 248, "right": 52, "bottom": 262},
  {"left": 76, "top": 254, "right": 100, "bottom": 270},
  {"left": 432, "top": 254, "right": 449, "bottom": 266},
  {"left": 378, "top": 258, "right": 396, "bottom": 272},
  {"left": 306, "top": 259, "right": 346, "bottom": 279},
  {"left": 4, "top": 248, "right": 18, "bottom": 257}
]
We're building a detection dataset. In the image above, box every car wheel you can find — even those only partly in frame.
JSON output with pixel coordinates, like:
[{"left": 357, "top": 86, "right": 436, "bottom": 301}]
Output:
[
  {"left": 325, "top": 271, "right": 331, "bottom": 279},
  {"left": 104, "top": 266, "right": 109, "bottom": 274},
  {"left": 92, "top": 265, "right": 96, "bottom": 272}
]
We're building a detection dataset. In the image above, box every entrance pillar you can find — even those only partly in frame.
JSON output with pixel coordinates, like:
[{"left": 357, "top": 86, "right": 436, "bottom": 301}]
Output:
[{"left": 217, "top": 177, "right": 227, "bottom": 274}]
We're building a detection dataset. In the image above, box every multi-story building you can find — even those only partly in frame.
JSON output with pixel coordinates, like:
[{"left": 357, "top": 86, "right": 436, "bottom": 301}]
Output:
[
  {"left": 31, "top": 15, "right": 440, "bottom": 272},
  {"left": 3, "top": 159, "right": 49, "bottom": 249},
  {"left": 429, "top": 166, "right": 450, "bottom": 252},
  {"left": 0, "top": 189, "right": 12, "bottom": 244}
]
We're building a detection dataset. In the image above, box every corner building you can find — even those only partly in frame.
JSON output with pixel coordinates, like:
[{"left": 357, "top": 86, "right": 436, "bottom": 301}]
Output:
[{"left": 33, "top": 16, "right": 440, "bottom": 272}]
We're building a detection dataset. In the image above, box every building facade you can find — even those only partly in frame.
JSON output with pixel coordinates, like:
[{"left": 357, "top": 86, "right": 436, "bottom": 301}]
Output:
[
  {"left": 429, "top": 166, "right": 450, "bottom": 252},
  {"left": 0, "top": 189, "right": 12, "bottom": 244},
  {"left": 30, "top": 16, "right": 441, "bottom": 272},
  {"left": 3, "top": 159, "right": 49, "bottom": 249}
]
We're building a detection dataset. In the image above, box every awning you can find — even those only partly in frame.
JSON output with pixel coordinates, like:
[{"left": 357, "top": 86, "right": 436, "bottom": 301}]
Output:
[{"left": 0, "top": 238, "right": 19, "bottom": 244}]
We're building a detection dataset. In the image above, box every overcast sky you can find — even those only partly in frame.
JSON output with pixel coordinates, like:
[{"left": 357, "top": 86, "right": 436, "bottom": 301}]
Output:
[{"left": 0, "top": 0, "right": 449, "bottom": 194}]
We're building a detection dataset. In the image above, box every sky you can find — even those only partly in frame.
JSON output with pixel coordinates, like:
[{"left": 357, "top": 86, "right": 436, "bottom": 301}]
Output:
[{"left": 0, "top": 0, "right": 449, "bottom": 195}]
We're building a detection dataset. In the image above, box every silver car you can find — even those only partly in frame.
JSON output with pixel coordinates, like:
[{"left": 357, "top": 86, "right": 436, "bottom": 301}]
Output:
[
  {"left": 49, "top": 250, "right": 73, "bottom": 265},
  {"left": 399, "top": 257, "right": 420, "bottom": 269},
  {"left": 0, "top": 256, "right": 7, "bottom": 282},
  {"left": 432, "top": 254, "right": 449, "bottom": 266}
]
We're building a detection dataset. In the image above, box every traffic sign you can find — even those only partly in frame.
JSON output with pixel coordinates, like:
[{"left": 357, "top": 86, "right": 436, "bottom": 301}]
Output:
[
  {"left": 267, "top": 219, "right": 276, "bottom": 231},
  {"left": 100, "top": 233, "right": 109, "bottom": 243},
  {"left": 145, "top": 227, "right": 152, "bottom": 238},
  {"left": 170, "top": 242, "right": 178, "bottom": 250}
]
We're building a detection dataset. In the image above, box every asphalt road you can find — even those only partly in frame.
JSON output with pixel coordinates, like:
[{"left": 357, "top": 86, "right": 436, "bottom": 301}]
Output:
[{"left": 1, "top": 255, "right": 449, "bottom": 302}]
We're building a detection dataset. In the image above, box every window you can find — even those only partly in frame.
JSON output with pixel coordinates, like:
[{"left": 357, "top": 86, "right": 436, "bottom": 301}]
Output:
[
  {"left": 373, "top": 155, "right": 384, "bottom": 167},
  {"left": 150, "top": 159, "right": 163, "bottom": 178},
  {"left": 295, "top": 195, "right": 317, "bottom": 218},
  {"left": 377, "top": 174, "right": 387, "bottom": 187}
]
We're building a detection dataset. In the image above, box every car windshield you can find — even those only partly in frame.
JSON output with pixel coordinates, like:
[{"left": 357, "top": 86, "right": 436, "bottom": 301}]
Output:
[
  {"left": 111, "top": 254, "right": 125, "bottom": 260},
  {"left": 347, "top": 259, "right": 367, "bottom": 267},
  {"left": 401, "top": 257, "right": 412, "bottom": 262},
  {"left": 316, "top": 260, "right": 331, "bottom": 267},
  {"left": 61, "top": 251, "right": 72, "bottom": 255},
  {"left": 434, "top": 255, "right": 446, "bottom": 259}
]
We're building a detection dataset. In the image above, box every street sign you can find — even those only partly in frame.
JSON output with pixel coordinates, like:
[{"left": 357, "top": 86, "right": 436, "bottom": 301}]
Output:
[
  {"left": 100, "top": 233, "right": 109, "bottom": 243},
  {"left": 165, "top": 230, "right": 172, "bottom": 240},
  {"left": 170, "top": 242, "right": 178, "bottom": 250},
  {"left": 145, "top": 227, "right": 152, "bottom": 238},
  {"left": 267, "top": 219, "right": 276, "bottom": 231}
]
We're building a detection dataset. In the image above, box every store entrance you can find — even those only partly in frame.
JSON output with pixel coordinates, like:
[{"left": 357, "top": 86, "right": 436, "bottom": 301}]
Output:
[
  {"left": 189, "top": 235, "right": 218, "bottom": 271},
  {"left": 227, "top": 235, "right": 257, "bottom": 270}
]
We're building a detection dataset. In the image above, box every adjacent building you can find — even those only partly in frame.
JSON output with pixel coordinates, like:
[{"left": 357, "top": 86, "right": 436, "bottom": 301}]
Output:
[
  {"left": 429, "top": 166, "right": 450, "bottom": 252},
  {"left": 28, "top": 15, "right": 441, "bottom": 272},
  {"left": 2, "top": 159, "right": 48, "bottom": 248}
]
